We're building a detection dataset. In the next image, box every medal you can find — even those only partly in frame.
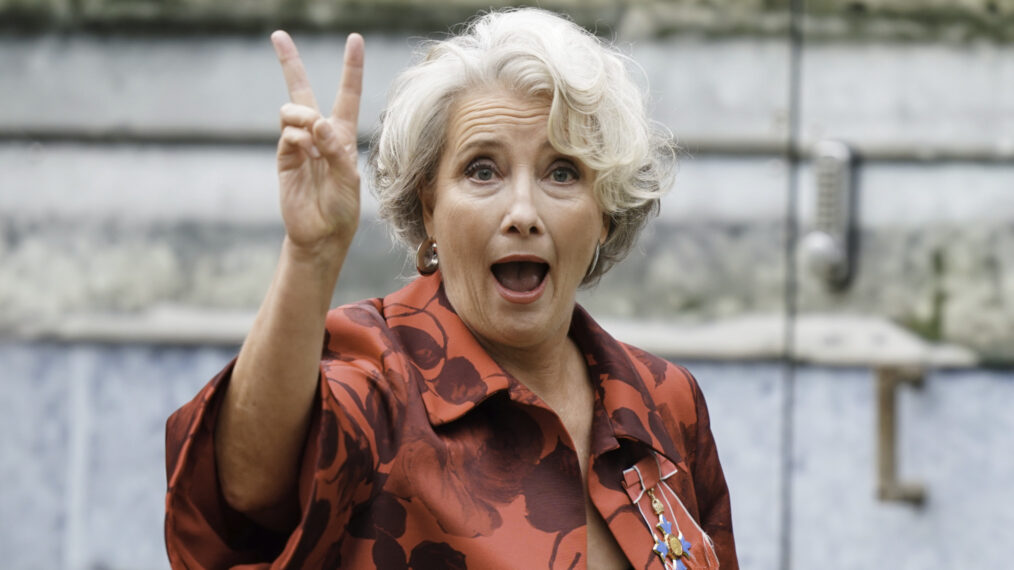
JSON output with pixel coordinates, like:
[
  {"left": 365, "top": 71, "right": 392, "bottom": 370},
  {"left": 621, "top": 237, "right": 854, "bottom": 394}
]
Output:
[{"left": 646, "top": 488, "right": 691, "bottom": 569}]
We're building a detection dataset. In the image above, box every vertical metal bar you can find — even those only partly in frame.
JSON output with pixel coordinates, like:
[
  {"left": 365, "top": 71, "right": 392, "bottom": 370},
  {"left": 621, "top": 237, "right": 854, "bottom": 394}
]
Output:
[
  {"left": 876, "top": 370, "right": 898, "bottom": 500},
  {"left": 64, "top": 347, "right": 92, "bottom": 570},
  {"left": 779, "top": 0, "right": 806, "bottom": 566},
  {"left": 876, "top": 367, "right": 927, "bottom": 505}
]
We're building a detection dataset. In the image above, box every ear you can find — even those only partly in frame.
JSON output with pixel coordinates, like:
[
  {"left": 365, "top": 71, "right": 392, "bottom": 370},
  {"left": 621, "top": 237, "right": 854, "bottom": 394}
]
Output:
[
  {"left": 599, "top": 213, "right": 610, "bottom": 245},
  {"left": 421, "top": 185, "right": 436, "bottom": 238}
]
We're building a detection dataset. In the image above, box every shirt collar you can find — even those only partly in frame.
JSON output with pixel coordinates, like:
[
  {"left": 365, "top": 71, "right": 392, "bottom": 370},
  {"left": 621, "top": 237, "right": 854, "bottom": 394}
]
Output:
[
  {"left": 382, "top": 273, "right": 681, "bottom": 464},
  {"left": 381, "top": 272, "right": 513, "bottom": 426},
  {"left": 568, "top": 306, "right": 683, "bottom": 464}
]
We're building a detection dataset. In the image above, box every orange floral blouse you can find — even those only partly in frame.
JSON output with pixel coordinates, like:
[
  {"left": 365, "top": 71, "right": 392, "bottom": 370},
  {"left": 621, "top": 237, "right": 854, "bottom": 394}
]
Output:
[{"left": 164, "top": 273, "right": 737, "bottom": 569}]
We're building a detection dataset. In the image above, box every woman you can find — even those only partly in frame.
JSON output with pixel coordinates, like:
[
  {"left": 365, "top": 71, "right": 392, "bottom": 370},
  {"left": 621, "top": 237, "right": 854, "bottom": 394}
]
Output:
[{"left": 165, "top": 8, "right": 737, "bottom": 569}]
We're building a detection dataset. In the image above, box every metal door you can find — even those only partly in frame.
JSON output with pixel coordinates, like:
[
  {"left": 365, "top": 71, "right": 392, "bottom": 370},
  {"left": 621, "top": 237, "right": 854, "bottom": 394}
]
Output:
[{"left": 787, "top": 3, "right": 1014, "bottom": 569}]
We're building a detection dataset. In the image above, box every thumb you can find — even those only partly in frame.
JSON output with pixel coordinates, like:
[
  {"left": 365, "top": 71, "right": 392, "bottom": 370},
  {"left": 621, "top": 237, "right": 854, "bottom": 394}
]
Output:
[{"left": 312, "top": 118, "right": 357, "bottom": 171}]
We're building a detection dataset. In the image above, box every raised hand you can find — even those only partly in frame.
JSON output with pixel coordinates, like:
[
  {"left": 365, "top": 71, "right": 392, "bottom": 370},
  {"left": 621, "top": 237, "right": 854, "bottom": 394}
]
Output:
[
  {"left": 211, "top": 31, "right": 366, "bottom": 524},
  {"left": 271, "top": 31, "right": 364, "bottom": 259}
]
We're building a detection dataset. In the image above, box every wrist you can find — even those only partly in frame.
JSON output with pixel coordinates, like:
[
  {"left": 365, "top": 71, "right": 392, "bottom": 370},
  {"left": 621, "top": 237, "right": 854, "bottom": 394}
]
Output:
[{"left": 281, "top": 235, "right": 349, "bottom": 281}]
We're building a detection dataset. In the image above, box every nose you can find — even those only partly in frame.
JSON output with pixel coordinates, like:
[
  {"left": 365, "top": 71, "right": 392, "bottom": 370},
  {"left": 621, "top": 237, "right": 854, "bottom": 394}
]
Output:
[{"left": 501, "top": 175, "right": 544, "bottom": 237}]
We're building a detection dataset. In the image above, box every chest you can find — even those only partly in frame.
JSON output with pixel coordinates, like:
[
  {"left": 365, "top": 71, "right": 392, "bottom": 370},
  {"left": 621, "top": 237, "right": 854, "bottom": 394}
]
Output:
[{"left": 330, "top": 398, "right": 715, "bottom": 569}]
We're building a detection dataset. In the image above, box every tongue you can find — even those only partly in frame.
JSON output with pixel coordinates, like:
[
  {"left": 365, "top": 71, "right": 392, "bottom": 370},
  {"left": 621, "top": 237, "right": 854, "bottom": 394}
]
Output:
[{"left": 493, "top": 261, "right": 546, "bottom": 292}]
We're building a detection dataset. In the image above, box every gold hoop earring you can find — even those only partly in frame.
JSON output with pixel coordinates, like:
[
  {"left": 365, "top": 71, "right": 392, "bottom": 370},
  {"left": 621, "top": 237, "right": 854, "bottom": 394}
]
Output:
[{"left": 416, "top": 237, "right": 439, "bottom": 275}]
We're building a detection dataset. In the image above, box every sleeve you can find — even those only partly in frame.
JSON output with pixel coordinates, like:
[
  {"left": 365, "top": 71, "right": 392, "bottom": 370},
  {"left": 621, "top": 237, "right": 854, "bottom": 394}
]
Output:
[
  {"left": 164, "top": 360, "right": 289, "bottom": 568},
  {"left": 164, "top": 358, "right": 363, "bottom": 569},
  {"left": 688, "top": 375, "right": 739, "bottom": 569}
]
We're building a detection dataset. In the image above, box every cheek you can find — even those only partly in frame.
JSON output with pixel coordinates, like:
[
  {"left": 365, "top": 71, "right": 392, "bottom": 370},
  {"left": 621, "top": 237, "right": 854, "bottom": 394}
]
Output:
[
  {"left": 435, "top": 204, "right": 490, "bottom": 266},
  {"left": 565, "top": 202, "right": 606, "bottom": 242},
  {"left": 577, "top": 208, "right": 606, "bottom": 254}
]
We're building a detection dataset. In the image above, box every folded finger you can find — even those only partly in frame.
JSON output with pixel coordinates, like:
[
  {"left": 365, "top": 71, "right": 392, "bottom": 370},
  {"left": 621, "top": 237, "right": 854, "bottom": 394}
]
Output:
[
  {"left": 330, "top": 33, "right": 364, "bottom": 128},
  {"left": 271, "top": 30, "right": 320, "bottom": 110},
  {"left": 280, "top": 103, "right": 322, "bottom": 130},
  {"left": 313, "top": 118, "right": 357, "bottom": 169},
  {"left": 280, "top": 125, "right": 320, "bottom": 159}
]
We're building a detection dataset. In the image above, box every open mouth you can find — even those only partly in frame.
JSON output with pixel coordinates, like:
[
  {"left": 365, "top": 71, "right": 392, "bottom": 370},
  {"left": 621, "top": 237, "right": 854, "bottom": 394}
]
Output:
[{"left": 491, "top": 261, "right": 549, "bottom": 293}]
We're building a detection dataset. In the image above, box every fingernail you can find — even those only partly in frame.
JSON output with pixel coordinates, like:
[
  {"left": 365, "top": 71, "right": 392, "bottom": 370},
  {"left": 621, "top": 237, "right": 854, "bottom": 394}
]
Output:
[{"left": 310, "top": 145, "right": 321, "bottom": 158}]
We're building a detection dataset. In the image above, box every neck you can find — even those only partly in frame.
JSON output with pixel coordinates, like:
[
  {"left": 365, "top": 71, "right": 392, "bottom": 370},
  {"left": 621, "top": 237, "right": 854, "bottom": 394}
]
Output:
[
  {"left": 478, "top": 322, "right": 586, "bottom": 408},
  {"left": 480, "top": 316, "right": 597, "bottom": 488}
]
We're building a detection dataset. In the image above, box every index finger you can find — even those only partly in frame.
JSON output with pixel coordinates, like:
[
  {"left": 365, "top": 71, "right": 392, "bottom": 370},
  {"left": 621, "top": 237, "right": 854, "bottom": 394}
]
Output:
[
  {"left": 330, "top": 33, "right": 364, "bottom": 128},
  {"left": 271, "top": 30, "right": 320, "bottom": 110}
]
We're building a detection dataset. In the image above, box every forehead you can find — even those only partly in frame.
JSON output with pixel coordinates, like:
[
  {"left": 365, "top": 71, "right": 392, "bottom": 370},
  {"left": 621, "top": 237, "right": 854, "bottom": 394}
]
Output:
[{"left": 445, "top": 89, "right": 551, "bottom": 149}]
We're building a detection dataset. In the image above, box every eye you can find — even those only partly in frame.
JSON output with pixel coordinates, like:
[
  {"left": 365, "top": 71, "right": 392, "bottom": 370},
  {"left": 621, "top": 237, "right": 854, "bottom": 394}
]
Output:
[
  {"left": 548, "top": 163, "right": 580, "bottom": 184},
  {"left": 464, "top": 159, "right": 498, "bottom": 182}
]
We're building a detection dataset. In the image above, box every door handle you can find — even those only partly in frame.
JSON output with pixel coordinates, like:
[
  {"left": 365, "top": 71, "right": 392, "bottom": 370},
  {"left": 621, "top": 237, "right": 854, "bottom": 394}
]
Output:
[
  {"left": 876, "top": 366, "right": 926, "bottom": 505},
  {"left": 801, "top": 140, "right": 856, "bottom": 289}
]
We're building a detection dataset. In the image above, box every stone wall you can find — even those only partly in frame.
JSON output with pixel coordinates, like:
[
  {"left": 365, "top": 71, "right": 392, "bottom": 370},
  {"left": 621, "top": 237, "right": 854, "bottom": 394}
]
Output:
[
  {"left": 3, "top": 0, "right": 1014, "bottom": 40},
  {"left": 4, "top": 27, "right": 1013, "bottom": 361}
]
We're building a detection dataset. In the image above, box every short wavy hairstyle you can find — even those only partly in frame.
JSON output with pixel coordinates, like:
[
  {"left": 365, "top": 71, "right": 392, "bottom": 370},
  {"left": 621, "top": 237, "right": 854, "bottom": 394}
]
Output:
[{"left": 369, "top": 7, "right": 675, "bottom": 284}]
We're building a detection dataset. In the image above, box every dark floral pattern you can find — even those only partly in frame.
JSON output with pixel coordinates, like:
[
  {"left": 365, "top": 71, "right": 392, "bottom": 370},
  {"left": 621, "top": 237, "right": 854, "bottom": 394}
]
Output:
[
  {"left": 165, "top": 273, "right": 738, "bottom": 569},
  {"left": 409, "top": 541, "right": 468, "bottom": 570}
]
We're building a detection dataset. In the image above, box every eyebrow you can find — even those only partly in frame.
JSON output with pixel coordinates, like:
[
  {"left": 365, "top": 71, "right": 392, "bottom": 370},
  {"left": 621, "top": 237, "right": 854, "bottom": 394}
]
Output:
[
  {"left": 454, "top": 137, "right": 559, "bottom": 157},
  {"left": 454, "top": 137, "right": 504, "bottom": 156}
]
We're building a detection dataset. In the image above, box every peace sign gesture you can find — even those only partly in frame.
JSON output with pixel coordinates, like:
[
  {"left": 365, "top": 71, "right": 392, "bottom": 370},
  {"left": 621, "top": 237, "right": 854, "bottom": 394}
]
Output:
[{"left": 271, "top": 31, "right": 364, "bottom": 260}]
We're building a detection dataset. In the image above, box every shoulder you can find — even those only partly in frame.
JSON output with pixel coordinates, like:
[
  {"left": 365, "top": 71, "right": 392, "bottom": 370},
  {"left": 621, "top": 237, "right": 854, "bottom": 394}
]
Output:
[
  {"left": 324, "top": 297, "right": 386, "bottom": 343},
  {"left": 322, "top": 296, "right": 401, "bottom": 364},
  {"left": 618, "top": 340, "right": 704, "bottom": 414},
  {"left": 320, "top": 297, "right": 414, "bottom": 417},
  {"left": 612, "top": 340, "right": 716, "bottom": 462}
]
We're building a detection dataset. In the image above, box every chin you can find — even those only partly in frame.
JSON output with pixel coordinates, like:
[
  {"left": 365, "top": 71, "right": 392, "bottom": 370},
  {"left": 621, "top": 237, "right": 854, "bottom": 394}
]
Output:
[{"left": 490, "top": 307, "right": 567, "bottom": 348}]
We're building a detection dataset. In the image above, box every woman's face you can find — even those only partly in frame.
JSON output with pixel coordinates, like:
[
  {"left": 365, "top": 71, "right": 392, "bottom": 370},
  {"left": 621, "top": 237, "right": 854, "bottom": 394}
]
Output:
[{"left": 423, "top": 89, "right": 607, "bottom": 353}]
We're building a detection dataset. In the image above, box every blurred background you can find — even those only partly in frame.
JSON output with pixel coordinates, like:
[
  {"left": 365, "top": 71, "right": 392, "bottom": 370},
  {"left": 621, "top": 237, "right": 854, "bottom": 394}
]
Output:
[{"left": 2, "top": 0, "right": 1013, "bottom": 568}]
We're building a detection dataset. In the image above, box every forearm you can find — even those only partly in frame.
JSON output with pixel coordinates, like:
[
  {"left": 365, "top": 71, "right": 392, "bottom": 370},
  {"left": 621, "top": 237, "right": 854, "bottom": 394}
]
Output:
[
  {"left": 211, "top": 28, "right": 363, "bottom": 521},
  {"left": 216, "top": 236, "right": 348, "bottom": 515}
]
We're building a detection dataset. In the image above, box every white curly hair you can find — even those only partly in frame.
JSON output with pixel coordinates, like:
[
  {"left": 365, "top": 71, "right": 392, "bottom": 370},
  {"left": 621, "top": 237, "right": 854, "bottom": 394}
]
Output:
[{"left": 369, "top": 7, "right": 675, "bottom": 284}]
